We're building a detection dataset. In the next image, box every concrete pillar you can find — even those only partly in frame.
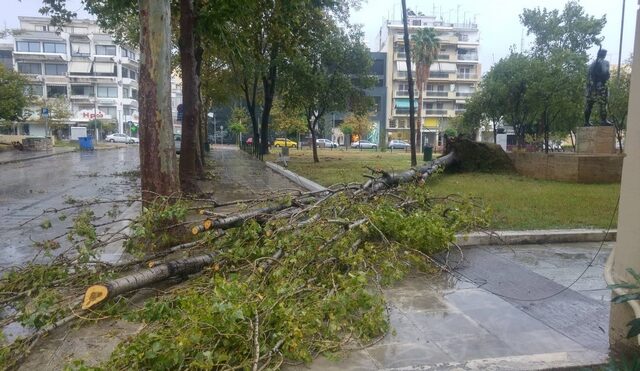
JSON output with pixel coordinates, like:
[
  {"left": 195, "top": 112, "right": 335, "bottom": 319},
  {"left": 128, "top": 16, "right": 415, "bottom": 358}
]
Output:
[{"left": 607, "top": 0, "right": 640, "bottom": 354}]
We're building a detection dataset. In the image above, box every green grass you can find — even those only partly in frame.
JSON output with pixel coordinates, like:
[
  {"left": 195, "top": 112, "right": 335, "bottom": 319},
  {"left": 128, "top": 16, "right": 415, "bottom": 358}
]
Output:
[{"left": 266, "top": 148, "right": 620, "bottom": 230}]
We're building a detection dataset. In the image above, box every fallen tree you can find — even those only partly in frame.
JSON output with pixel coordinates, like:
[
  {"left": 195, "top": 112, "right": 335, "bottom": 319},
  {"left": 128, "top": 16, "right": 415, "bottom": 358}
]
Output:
[{"left": 1, "top": 138, "right": 506, "bottom": 369}]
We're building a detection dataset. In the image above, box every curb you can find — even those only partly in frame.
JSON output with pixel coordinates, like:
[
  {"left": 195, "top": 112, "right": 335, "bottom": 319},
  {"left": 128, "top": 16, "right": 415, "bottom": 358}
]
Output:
[
  {"left": 97, "top": 201, "right": 141, "bottom": 265},
  {"left": 0, "top": 148, "right": 77, "bottom": 165},
  {"left": 265, "top": 161, "right": 327, "bottom": 192},
  {"left": 455, "top": 228, "right": 616, "bottom": 247}
]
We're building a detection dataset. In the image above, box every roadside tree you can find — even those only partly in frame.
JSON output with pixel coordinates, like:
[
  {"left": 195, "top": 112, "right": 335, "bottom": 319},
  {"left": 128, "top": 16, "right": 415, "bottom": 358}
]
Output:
[
  {"left": 609, "top": 65, "right": 631, "bottom": 152},
  {"left": 412, "top": 28, "right": 439, "bottom": 151}
]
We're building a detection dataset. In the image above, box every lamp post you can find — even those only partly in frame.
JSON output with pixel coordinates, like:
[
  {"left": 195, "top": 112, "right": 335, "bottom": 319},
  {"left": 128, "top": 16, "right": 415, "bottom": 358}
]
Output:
[{"left": 220, "top": 125, "right": 224, "bottom": 145}]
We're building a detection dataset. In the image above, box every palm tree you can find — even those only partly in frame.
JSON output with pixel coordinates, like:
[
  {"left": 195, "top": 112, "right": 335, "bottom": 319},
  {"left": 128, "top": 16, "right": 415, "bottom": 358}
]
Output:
[{"left": 411, "top": 28, "right": 440, "bottom": 151}]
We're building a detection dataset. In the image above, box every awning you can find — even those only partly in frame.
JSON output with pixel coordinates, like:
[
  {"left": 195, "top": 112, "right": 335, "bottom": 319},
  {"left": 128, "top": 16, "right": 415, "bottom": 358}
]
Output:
[
  {"left": 424, "top": 117, "right": 439, "bottom": 128},
  {"left": 69, "top": 61, "right": 92, "bottom": 73},
  {"left": 430, "top": 62, "right": 456, "bottom": 72},
  {"left": 94, "top": 62, "right": 115, "bottom": 73},
  {"left": 394, "top": 99, "right": 418, "bottom": 109}
]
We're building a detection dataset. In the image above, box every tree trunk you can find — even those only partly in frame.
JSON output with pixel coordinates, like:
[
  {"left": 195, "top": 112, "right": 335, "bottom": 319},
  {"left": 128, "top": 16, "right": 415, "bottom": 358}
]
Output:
[
  {"left": 195, "top": 39, "right": 207, "bottom": 168},
  {"left": 138, "top": 0, "right": 180, "bottom": 204},
  {"left": 309, "top": 118, "right": 319, "bottom": 163},
  {"left": 178, "top": 0, "right": 200, "bottom": 193},
  {"left": 401, "top": 0, "right": 417, "bottom": 167},
  {"left": 260, "top": 60, "right": 278, "bottom": 156},
  {"left": 543, "top": 108, "right": 549, "bottom": 154}
]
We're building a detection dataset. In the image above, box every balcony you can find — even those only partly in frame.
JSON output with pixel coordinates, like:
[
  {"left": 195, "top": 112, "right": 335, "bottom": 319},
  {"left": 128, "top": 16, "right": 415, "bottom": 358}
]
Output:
[
  {"left": 426, "top": 91, "right": 448, "bottom": 97},
  {"left": 395, "top": 90, "right": 410, "bottom": 97},
  {"left": 455, "top": 108, "right": 467, "bottom": 114},
  {"left": 457, "top": 73, "right": 478, "bottom": 80},
  {"left": 395, "top": 52, "right": 407, "bottom": 60},
  {"left": 429, "top": 72, "right": 450, "bottom": 79},
  {"left": 436, "top": 54, "right": 450, "bottom": 61},
  {"left": 457, "top": 54, "right": 478, "bottom": 61},
  {"left": 426, "top": 109, "right": 447, "bottom": 115},
  {"left": 394, "top": 71, "right": 408, "bottom": 80},
  {"left": 456, "top": 92, "right": 474, "bottom": 97}
]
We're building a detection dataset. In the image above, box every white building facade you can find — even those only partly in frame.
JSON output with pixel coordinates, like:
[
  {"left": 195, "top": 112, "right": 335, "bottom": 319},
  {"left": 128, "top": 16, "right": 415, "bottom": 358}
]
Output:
[
  {"left": 378, "top": 13, "right": 481, "bottom": 147},
  {"left": 12, "top": 17, "right": 139, "bottom": 137}
]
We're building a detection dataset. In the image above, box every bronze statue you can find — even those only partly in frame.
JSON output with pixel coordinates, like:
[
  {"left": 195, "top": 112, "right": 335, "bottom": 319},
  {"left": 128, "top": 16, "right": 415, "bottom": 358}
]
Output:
[{"left": 584, "top": 49, "right": 611, "bottom": 126}]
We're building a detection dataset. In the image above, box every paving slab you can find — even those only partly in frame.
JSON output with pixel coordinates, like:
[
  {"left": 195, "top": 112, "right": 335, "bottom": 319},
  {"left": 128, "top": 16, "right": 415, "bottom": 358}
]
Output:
[{"left": 289, "top": 242, "right": 611, "bottom": 370}]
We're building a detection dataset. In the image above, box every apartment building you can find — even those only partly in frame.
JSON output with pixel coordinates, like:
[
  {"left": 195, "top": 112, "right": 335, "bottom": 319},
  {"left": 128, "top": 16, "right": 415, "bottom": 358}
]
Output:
[
  {"left": 378, "top": 12, "right": 481, "bottom": 146},
  {"left": 11, "top": 17, "right": 139, "bottom": 137}
]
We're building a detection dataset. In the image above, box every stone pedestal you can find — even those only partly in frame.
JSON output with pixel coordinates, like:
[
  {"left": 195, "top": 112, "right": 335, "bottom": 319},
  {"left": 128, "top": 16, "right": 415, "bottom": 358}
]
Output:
[{"left": 576, "top": 126, "right": 616, "bottom": 154}]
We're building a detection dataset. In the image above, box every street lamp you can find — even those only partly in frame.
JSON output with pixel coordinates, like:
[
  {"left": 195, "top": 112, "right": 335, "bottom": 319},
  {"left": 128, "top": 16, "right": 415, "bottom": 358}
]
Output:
[{"left": 220, "top": 125, "right": 224, "bottom": 145}]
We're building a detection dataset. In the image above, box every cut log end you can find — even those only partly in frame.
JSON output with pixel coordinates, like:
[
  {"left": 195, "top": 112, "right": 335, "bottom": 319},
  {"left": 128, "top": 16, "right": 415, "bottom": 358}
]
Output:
[
  {"left": 199, "top": 209, "right": 206, "bottom": 215},
  {"left": 82, "top": 284, "right": 109, "bottom": 309},
  {"left": 203, "top": 219, "right": 213, "bottom": 230}
]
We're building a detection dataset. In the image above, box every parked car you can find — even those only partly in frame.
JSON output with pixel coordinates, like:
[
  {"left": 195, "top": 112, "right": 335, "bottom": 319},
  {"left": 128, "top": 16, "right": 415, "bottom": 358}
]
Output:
[
  {"left": 174, "top": 134, "right": 181, "bottom": 154},
  {"left": 388, "top": 140, "right": 411, "bottom": 149},
  {"left": 246, "top": 137, "right": 254, "bottom": 145},
  {"left": 273, "top": 138, "right": 297, "bottom": 148},
  {"left": 106, "top": 133, "right": 139, "bottom": 143},
  {"left": 351, "top": 140, "right": 377, "bottom": 149},
  {"left": 316, "top": 138, "right": 338, "bottom": 148}
]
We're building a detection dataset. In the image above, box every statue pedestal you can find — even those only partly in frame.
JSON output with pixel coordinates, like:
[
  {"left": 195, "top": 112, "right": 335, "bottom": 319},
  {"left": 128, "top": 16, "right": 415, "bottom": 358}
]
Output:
[{"left": 576, "top": 126, "right": 616, "bottom": 154}]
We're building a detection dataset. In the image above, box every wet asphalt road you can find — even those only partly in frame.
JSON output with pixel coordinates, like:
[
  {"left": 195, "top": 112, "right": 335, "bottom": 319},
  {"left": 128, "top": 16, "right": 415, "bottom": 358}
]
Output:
[{"left": 0, "top": 147, "right": 140, "bottom": 269}]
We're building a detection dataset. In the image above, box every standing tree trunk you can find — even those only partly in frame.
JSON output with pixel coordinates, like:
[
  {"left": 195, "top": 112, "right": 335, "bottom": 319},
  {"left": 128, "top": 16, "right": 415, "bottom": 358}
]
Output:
[
  {"left": 308, "top": 115, "right": 319, "bottom": 163},
  {"left": 416, "top": 65, "right": 429, "bottom": 153},
  {"left": 260, "top": 60, "right": 278, "bottom": 156},
  {"left": 178, "top": 0, "right": 201, "bottom": 193},
  {"left": 195, "top": 38, "right": 207, "bottom": 168},
  {"left": 401, "top": 0, "right": 417, "bottom": 166},
  {"left": 138, "top": 0, "right": 180, "bottom": 204}
]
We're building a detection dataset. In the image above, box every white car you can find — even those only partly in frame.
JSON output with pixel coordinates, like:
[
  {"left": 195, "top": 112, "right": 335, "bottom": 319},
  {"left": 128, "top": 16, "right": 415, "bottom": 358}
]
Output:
[
  {"left": 351, "top": 140, "right": 377, "bottom": 149},
  {"left": 388, "top": 140, "right": 411, "bottom": 149},
  {"left": 106, "top": 133, "right": 139, "bottom": 144},
  {"left": 316, "top": 138, "right": 338, "bottom": 148}
]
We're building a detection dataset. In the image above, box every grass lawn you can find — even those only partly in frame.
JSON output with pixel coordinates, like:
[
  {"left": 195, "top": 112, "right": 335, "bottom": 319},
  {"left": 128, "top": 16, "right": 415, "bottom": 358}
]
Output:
[{"left": 265, "top": 148, "right": 620, "bottom": 230}]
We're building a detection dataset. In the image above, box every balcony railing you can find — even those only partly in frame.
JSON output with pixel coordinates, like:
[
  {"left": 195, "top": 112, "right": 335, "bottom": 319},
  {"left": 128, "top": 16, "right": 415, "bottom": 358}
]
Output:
[
  {"left": 457, "top": 73, "right": 478, "bottom": 80},
  {"left": 457, "top": 54, "right": 478, "bottom": 61},
  {"left": 396, "top": 90, "right": 410, "bottom": 97},
  {"left": 455, "top": 108, "right": 467, "bottom": 113},
  {"left": 426, "top": 109, "right": 447, "bottom": 115},
  {"left": 437, "top": 54, "right": 450, "bottom": 60},
  {"left": 395, "top": 71, "right": 408, "bottom": 79},
  {"left": 396, "top": 52, "right": 406, "bottom": 59},
  {"left": 429, "top": 72, "right": 450, "bottom": 78},
  {"left": 426, "top": 91, "right": 448, "bottom": 97},
  {"left": 456, "top": 92, "right": 474, "bottom": 97}
]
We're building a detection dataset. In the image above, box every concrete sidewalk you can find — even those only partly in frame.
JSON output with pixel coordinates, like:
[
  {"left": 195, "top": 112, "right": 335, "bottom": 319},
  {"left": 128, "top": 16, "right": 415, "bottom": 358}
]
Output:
[
  {"left": 0, "top": 146, "right": 76, "bottom": 165},
  {"left": 289, "top": 242, "right": 612, "bottom": 370}
]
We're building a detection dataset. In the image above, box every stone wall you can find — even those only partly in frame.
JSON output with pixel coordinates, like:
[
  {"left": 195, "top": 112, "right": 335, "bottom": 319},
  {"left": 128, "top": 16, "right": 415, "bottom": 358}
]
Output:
[{"left": 509, "top": 152, "right": 623, "bottom": 183}]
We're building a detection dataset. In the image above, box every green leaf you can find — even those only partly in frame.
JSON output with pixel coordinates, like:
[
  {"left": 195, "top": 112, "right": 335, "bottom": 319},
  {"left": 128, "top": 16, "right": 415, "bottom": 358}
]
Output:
[
  {"left": 626, "top": 318, "right": 640, "bottom": 338},
  {"left": 612, "top": 293, "right": 640, "bottom": 304}
]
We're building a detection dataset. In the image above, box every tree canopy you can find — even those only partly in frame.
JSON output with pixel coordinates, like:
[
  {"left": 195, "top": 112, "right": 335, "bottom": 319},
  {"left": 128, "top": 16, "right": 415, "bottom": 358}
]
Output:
[{"left": 0, "top": 65, "right": 29, "bottom": 122}]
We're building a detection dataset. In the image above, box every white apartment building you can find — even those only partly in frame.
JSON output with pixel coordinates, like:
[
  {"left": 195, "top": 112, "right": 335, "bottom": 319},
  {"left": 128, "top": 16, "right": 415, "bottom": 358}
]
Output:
[
  {"left": 11, "top": 17, "right": 139, "bottom": 137},
  {"left": 378, "top": 13, "right": 481, "bottom": 146}
]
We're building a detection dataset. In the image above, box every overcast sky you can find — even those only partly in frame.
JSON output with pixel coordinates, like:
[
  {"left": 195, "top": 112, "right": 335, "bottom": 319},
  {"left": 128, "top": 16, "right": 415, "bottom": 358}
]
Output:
[
  {"left": 2, "top": 0, "right": 637, "bottom": 73},
  {"left": 351, "top": 0, "right": 637, "bottom": 72}
]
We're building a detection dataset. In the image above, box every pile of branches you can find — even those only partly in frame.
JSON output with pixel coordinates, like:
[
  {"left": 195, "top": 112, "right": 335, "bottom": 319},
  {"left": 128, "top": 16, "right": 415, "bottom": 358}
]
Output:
[{"left": 0, "top": 150, "right": 488, "bottom": 369}]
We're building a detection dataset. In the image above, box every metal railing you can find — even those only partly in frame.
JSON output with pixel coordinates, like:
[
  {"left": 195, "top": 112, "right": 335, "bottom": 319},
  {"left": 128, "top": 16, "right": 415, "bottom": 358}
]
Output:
[
  {"left": 426, "top": 91, "right": 448, "bottom": 97},
  {"left": 457, "top": 73, "right": 478, "bottom": 80},
  {"left": 425, "top": 109, "right": 447, "bottom": 115},
  {"left": 429, "top": 72, "right": 450, "bottom": 78},
  {"left": 457, "top": 54, "right": 478, "bottom": 61},
  {"left": 456, "top": 92, "right": 474, "bottom": 97},
  {"left": 239, "top": 141, "right": 264, "bottom": 161}
]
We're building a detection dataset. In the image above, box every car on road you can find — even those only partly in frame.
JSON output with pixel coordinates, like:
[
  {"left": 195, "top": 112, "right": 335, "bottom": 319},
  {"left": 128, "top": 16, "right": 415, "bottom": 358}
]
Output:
[
  {"left": 316, "top": 138, "right": 338, "bottom": 148},
  {"left": 106, "top": 133, "right": 139, "bottom": 144},
  {"left": 273, "top": 138, "right": 297, "bottom": 148},
  {"left": 174, "top": 134, "right": 181, "bottom": 154},
  {"left": 351, "top": 140, "right": 377, "bottom": 149},
  {"left": 388, "top": 140, "right": 411, "bottom": 149}
]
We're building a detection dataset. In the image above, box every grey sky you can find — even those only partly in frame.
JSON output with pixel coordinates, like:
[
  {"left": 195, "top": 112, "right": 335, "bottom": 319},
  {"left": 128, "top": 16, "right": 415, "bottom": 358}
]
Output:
[
  {"left": 2, "top": 0, "right": 637, "bottom": 73},
  {"left": 351, "top": 0, "right": 637, "bottom": 73}
]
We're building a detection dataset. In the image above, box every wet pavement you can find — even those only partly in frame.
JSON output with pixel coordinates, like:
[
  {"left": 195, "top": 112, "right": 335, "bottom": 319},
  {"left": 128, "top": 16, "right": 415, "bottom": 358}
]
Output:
[
  {"left": 290, "top": 242, "right": 612, "bottom": 370},
  {"left": 202, "top": 145, "right": 304, "bottom": 202},
  {"left": 0, "top": 147, "right": 139, "bottom": 269},
  {"left": 0, "top": 147, "right": 76, "bottom": 165}
]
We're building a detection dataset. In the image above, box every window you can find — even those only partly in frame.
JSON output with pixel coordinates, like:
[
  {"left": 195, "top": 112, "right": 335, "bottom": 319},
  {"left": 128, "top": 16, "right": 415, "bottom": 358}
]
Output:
[
  {"left": 95, "top": 45, "right": 116, "bottom": 56},
  {"left": 129, "top": 70, "right": 136, "bottom": 80},
  {"left": 411, "top": 20, "right": 421, "bottom": 26},
  {"left": 16, "top": 41, "right": 41, "bottom": 52},
  {"left": 372, "top": 60, "right": 384, "bottom": 75},
  {"left": 71, "top": 85, "right": 94, "bottom": 96},
  {"left": 97, "top": 86, "right": 118, "bottom": 98},
  {"left": 121, "top": 67, "right": 129, "bottom": 78},
  {"left": 131, "top": 89, "right": 138, "bottom": 99},
  {"left": 71, "top": 43, "right": 91, "bottom": 56},
  {"left": 43, "top": 42, "right": 66, "bottom": 54},
  {"left": 388, "top": 119, "right": 397, "bottom": 129},
  {"left": 45, "top": 64, "right": 67, "bottom": 76},
  {"left": 375, "top": 78, "right": 384, "bottom": 87},
  {"left": 121, "top": 48, "right": 136, "bottom": 60},
  {"left": 0, "top": 50, "right": 12, "bottom": 70},
  {"left": 99, "top": 106, "right": 117, "bottom": 117},
  {"left": 18, "top": 63, "right": 42, "bottom": 74},
  {"left": 123, "top": 87, "right": 130, "bottom": 98},
  {"left": 372, "top": 97, "right": 381, "bottom": 113},
  {"left": 46, "top": 85, "right": 67, "bottom": 98},
  {"left": 24, "top": 85, "right": 43, "bottom": 96}
]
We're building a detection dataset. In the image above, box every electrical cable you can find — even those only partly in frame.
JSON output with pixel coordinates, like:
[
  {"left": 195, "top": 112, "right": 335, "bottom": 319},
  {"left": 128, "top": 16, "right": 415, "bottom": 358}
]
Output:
[{"left": 448, "top": 195, "right": 620, "bottom": 302}]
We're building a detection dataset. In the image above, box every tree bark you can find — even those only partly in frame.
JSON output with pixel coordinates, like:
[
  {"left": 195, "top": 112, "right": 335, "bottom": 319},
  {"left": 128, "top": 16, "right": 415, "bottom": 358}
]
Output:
[
  {"left": 138, "top": 0, "right": 180, "bottom": 204},
  {"left": 401, "top": 0, "right": 417, "bottom": 167},
  {"left": 178, "top": 0, "right": 201, "bottom": 193},
  {"left": 308, "top": 117, "right": 319, "bottom": 163},
  {"left": 260, "top": 59, "right": 278, "bottom": 155}
]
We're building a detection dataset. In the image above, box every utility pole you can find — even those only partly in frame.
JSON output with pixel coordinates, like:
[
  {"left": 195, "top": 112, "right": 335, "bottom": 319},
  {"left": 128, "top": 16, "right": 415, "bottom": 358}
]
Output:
[{"left": 617, "top": 0, "right": 626, "bottom": 83}]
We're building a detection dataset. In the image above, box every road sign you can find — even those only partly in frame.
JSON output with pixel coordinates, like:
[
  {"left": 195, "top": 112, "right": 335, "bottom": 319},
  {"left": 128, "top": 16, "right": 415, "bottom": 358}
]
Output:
[{"left": 41, "top": 108, "right": 49, "bottom": 118}]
